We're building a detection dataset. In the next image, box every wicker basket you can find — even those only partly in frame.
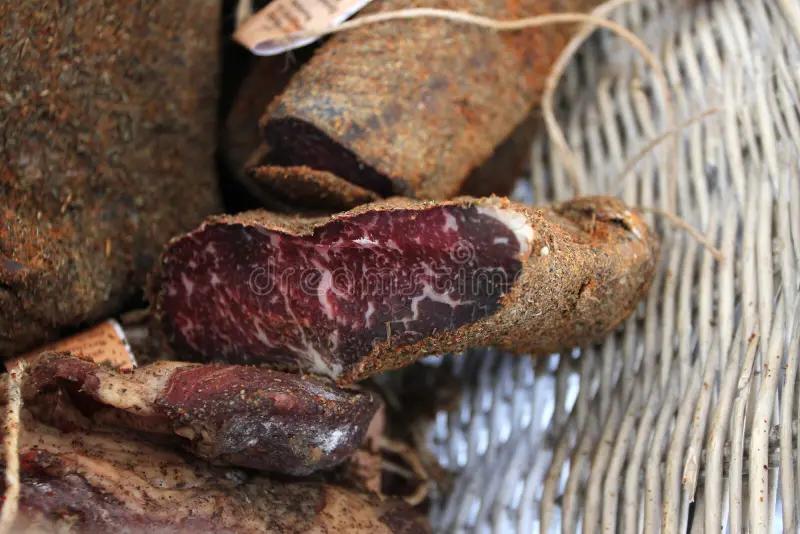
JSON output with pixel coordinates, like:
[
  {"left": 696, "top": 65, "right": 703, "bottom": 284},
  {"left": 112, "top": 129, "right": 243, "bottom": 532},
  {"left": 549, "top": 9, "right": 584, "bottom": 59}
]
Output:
[{"left": 424, "top": 1, "right": 800, "bottom": 532}]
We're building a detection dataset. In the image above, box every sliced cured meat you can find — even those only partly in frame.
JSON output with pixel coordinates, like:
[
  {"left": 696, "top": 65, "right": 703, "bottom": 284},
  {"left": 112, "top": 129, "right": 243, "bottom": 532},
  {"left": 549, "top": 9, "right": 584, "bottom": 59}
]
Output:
[
  {"left": 157, "top": 197, "right": 527, "bottom": 378},
  {"left": 248, "top": 163, "right": 381, "bottom": 211},
  {"left": 20, "top": 353, "right": 378, "bottom": 476},
  {"left": 154, "top": 196, "right": 659, "bottom": 383},
  {"left": 3, "top": 412, "right": 428, "bottom": 533},
  {"left": 258, "top": 0, "right": 602, "bottom": 204}
]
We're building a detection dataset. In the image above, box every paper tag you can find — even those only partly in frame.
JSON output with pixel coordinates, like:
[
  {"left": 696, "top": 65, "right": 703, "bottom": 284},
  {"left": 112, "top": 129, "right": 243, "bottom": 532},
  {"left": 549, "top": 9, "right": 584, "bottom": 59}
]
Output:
[
  {"left": 234, "top": 0, "right": 374, "bottom": 56},
  {"left": 6, "top": 320, "right": 136, "bottom": 371}
]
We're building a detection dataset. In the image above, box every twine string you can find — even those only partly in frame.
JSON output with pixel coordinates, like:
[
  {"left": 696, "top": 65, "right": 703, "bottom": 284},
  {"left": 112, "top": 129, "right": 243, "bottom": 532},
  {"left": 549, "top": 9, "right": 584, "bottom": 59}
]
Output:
[
  {"left": 614, "top": 108, "right": 722, "bottom": 195},
  {"left": 266, "top": 5, "right": 675, "bottom": 202},
  {"left": 258, "top": 6, "right": 716, "bottom": 255},
  {"left": 642, "top": 206, "right": 725, "bottom": 263},
  {"left": 0, "top": 362, "right": 25, "bottom": 534}
]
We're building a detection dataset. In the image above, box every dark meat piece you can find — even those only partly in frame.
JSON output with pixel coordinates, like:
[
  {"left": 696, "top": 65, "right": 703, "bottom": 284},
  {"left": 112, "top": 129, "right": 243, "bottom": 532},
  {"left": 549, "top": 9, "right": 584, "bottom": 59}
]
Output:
[
  {"left": 257, "top": 0, "right": 602, "bottom": 204},
  {"left": 248, "top": 163, "right": 382, "bottom": 211},
  {"left": 222, "top": 57, "right": 293, "bottom": 188},
  {"left": 3, "top": 412, "right": 428, "bottom": 533},
  {"left": 21, "top": 353, "right": 378, "bottom": 475},
  {"left": 154, "top": 196, "right": 659, "bottom": 383},
  {"left": 0, "top": 0, "right": 222, "bottom": 357}
]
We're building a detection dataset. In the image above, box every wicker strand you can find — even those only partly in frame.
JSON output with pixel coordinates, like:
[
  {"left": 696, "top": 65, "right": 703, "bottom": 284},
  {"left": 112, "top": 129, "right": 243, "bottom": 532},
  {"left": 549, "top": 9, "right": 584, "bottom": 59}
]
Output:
[{"left": 421, "top": 1, "right": 799, "bottom": 530}]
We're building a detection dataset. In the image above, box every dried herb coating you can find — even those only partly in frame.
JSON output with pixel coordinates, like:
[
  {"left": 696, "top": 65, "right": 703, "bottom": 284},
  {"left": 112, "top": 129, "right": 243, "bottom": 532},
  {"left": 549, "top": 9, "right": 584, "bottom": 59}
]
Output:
[
  {"left": 21, "top": 353, "right": 378, "bottom": 475},
  {"left": 154, "top": 196, "right": 658, "bottom": 383},
  {"left": 258, "top": 0, "right": 601, "bottom": 203},
  {"left": 249, "top": 164, "right": 382, "bottom": 211},
  {"left": 3, "top": 413, "right": 428, "bottom": 533},
  {"left": 222, "top": 57, "right": 380, "bottom": 211},
  {"left": 0, "top": 0, "right": 222, "bottom": 357}
]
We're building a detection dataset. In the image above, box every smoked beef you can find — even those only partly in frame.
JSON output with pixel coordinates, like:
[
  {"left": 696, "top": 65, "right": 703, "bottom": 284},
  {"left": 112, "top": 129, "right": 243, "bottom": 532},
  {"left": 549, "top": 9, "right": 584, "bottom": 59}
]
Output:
[
  {"left": 221, "top": 54, "right": 382, "bottom": 212},
  {"left": 3, "top": 412, "right": 427, "bottom": 533},
  {"left": 0, "top": 1, "right": 222, "bottom": 357},
  {"left": 154, "top": 196, "right": 658, "bottom": 383},
  {"left": 20, "top": 353, "right": 378, "bottom": 475},
  {"left": 255, "top": 0, "right": 600, "bottom": 205},
  {"left": 248, "top": 163, "right": 382, "bottom": 211}
]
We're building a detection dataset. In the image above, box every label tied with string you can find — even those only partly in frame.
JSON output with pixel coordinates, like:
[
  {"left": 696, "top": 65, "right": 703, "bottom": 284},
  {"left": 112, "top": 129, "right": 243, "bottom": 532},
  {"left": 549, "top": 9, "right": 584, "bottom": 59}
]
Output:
[
  {"left": 234, "top": 0, "right": 374, "bottom": 55},
  {"left": 5, "top": 320, "right": 136, "bottom": 371}
]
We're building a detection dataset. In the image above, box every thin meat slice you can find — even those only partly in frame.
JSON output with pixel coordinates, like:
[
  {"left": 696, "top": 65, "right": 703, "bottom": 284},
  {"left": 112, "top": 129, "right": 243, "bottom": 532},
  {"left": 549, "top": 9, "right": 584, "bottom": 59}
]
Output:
[
  {"left": 3, "top": 412, "right": 427, "bottom": 533},
  {"left": 248, "top": 163, "right": 381, "bottom": 211},
  {"left": 20, "top": 353, "right": 378, "bottom": 476},
  {"left": 154, "top": 196, "right": 659, "bottom": 383}
]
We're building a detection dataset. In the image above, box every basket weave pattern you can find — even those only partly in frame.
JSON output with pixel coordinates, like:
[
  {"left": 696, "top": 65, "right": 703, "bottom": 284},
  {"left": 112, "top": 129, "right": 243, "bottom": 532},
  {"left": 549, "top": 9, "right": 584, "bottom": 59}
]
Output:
[{"left": 427, "top": 1, "right": 800, "bottom": 531}]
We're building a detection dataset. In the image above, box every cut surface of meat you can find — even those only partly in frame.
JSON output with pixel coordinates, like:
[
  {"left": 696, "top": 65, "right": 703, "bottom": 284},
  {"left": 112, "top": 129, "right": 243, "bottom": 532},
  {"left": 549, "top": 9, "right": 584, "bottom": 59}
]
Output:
[
  {"left": 265, "top": 118, "right": 395, "bottom": 196},
  {"left": 155, "top": 196, "right": 659, "bottom": 383},
  {"left": 159, "top": 202, "right": 530, "bottom": 378},
  {"left": 259, "top": 0, "right": 603, "bottom": 204},
  {"left": 20, "top": 353, "right": 378, "bottom": 475},
  {"left": 2, "top": 412, "right": 428, "bottom": 533}
]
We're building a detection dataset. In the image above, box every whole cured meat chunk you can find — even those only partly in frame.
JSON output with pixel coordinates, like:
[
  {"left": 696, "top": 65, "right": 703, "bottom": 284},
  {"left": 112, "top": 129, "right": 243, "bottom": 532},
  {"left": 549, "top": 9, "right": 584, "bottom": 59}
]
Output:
[
  {"left": 154, "top": 196, "right": 659, "bottom": 383},
  {"left": 2, "top": 412, "right": 428, "bottom": 533},
  {"left": 0, "top": 0, "right": 221, "bottom": 357},
  {"left": 21, "top": 353, "right": 378, "bottom": 475},
  {"left": 256, "top": 0, "right": 602, "bottom": 204}
]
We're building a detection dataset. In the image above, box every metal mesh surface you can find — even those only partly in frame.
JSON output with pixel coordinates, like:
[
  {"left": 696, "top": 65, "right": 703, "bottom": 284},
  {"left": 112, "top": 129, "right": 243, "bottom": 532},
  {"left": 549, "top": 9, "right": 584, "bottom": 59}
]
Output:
[{"left": 426, "top": 1, "right": 800, "bottom": 531}]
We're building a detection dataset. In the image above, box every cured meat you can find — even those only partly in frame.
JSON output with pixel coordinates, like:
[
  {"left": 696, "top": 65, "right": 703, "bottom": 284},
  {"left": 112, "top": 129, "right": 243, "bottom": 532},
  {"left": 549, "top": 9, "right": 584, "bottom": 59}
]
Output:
[
  {"left": 222, "top": 59, "right": 287, "bottom": 187},
  {"left": 248, "top": 162, "right": 382, "bottom": 211},
  {"left": 20, "top": 353, "right": 378, "bottom": 475},
  {"left": 220, "top": 57, "right": 317, "bottom": 211},
  {"left": 256, "top": 0, "right": 601, "bottom": 204},
  {"left": 154, "top": 196, "right": 659, "bottom": 383},
  {"left": 220, "top": 54, "right": 382, "bottom": 211},
  {"left": 3, "top": 412, "right": 428, "bottom": 533},
  {"left": 0, "top": 1, "right": 222, "bottom": 357}
]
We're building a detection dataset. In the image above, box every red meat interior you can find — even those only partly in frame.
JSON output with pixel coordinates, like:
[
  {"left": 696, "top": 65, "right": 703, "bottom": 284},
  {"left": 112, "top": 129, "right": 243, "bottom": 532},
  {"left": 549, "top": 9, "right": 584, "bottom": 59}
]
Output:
[
  {"left": 159, "top": 205, "right": 530, "bottom": 378},
  {"left": 266, "top": 118, "right": 394, "bottom": 196}
]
